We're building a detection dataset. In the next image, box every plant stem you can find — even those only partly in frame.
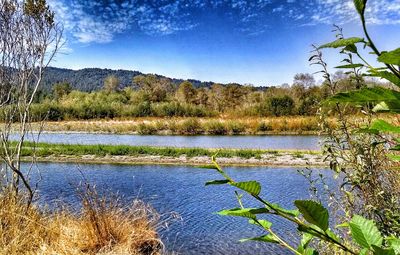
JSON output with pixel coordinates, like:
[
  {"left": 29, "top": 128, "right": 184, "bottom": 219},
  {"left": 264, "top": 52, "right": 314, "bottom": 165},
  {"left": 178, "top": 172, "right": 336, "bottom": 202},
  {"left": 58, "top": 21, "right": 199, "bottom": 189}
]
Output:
[{"left": 361, "top": 17, "right": 400, "bottom": 78}]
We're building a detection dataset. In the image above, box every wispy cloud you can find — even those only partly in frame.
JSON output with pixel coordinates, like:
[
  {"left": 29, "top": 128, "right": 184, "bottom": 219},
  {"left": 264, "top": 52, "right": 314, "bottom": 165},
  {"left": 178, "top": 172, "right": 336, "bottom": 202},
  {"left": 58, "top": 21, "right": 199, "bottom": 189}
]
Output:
[{"left": 48, "top": 0, "right": 400, "bottom": 44}]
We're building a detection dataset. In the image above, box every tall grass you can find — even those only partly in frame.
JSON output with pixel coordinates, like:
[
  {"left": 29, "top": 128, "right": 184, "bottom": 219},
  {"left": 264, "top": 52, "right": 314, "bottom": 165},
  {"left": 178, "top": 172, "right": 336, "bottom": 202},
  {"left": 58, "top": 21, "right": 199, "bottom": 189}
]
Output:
[
  {"left": 0, "top": 187, "right": 161, "bottom": 255},
  {"left": 26, "top": 116, "right": 335, "bottom": 135}
]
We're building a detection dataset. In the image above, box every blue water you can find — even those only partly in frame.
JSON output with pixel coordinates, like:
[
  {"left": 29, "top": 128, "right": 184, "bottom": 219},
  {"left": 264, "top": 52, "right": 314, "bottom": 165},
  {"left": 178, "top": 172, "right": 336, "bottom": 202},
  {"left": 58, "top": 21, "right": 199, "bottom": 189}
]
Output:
[
  {"left": 18, "top": 132, "right": 321, "bottom": 150},
  {"left": 29, "top": 162, "right": 334, "bottom": 255}
]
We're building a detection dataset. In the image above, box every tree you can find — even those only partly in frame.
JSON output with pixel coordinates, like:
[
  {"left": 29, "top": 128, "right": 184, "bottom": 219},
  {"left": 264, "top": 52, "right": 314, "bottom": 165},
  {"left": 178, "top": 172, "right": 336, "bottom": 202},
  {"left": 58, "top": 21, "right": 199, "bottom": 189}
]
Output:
[
  {"left": 194, "top": 87, "right": 209, "bottom": 105},
  {"left": 52, "top": 82, "right": 72, "bottom": 100},
  {"left": 0, "top": 0, "right": 62, "bottom": 203},
  {"left": 265, "top": 96, "right": 294, "bottom": 116},
  {"left": 104, "top": 75, "right": 120, "bottom": 92},
  {"left": 133, "top": 74, "right": 172, "bottom": 102},
  {"left": 176, "top": 81, "right": 196, "bottom": 104},
  {"left": 293, "top": 73, "right": 315, "bottom": 88}
]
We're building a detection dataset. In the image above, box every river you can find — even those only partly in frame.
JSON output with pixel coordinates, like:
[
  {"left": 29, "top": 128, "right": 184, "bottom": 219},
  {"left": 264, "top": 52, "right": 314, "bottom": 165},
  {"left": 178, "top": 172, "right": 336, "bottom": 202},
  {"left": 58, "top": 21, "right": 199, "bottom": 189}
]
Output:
[{"left": 31, "top": 162, "right": 335, "bottom": 255}]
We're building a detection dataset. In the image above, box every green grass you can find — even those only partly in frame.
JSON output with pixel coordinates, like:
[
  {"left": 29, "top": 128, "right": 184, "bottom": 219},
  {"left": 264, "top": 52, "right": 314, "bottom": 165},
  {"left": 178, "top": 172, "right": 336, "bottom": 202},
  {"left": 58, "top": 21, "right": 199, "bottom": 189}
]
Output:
[{"left": 20, "top": 142, "right": 320, "bottom": 159}]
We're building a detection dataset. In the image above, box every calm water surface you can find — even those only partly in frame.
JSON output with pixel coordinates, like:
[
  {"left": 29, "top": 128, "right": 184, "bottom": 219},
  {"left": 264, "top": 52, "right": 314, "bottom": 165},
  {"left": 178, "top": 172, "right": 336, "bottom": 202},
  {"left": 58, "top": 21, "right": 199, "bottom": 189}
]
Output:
[
  {"left": 20, "top": 132, "right": 321, "bottom": 150},
  {"left": 31, "top": 163, "right": 334, "bottom": 255}
]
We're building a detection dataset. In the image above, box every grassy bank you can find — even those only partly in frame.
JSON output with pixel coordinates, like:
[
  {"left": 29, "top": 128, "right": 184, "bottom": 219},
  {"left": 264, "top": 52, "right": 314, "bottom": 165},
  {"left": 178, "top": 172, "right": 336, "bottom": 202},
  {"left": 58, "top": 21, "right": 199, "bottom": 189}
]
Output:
[
  {"left": 20, "top": 142, "right": 324, "bottom": 166},
  {"left": 26, "top": 116, "right": 336, "bottom": 135},
  {"left": 22, "top": 142, "right": 320, "bottom": 159}
]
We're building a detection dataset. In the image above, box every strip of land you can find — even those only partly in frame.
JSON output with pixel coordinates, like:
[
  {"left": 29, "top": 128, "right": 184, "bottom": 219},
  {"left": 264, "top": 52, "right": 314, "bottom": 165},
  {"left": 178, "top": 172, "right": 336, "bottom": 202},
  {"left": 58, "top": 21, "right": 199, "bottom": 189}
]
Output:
[
  {"left": 21, "top": 142, "right": 326, "bottom": 167},
  {"left": 25, "top": 116, "right": 329, "bottom": 135}
]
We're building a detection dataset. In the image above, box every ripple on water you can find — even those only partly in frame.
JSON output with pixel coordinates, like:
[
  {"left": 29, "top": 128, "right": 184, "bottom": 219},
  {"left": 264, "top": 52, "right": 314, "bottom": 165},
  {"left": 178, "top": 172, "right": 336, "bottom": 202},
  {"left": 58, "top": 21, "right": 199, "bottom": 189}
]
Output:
[{"left": 29, "top": 163, "right": 335, "bottom": 255}]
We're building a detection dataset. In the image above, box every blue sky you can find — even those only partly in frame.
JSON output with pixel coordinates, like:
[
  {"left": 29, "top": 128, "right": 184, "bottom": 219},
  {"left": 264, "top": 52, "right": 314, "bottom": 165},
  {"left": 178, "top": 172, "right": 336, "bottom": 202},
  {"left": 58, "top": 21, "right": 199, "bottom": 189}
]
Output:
[{"left": 49, "top": 0, "right": 400, "bottom": 86}]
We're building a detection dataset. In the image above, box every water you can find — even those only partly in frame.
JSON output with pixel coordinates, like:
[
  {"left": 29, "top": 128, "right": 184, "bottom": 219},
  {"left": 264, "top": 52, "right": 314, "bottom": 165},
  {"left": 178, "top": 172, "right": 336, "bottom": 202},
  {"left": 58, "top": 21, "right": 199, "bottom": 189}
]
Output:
[
  {"left": 30, "top": 162, "right": 334, "bottom": 255},
  {"left": 18, "top": 132, "right": 320, "bottom": 150}
]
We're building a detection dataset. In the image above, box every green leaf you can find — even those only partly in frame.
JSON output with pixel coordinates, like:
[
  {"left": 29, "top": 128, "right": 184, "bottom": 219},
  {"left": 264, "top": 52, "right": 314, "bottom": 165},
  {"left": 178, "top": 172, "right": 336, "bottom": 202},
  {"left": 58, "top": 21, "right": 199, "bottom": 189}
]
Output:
[
  {"left": 336, "top": 222, "right": 350, "bottom": 228},
  {"left": 378, "top": 48, "right": 400, "bottom": 66},
  {"left": 240, "top": 234, "right": 280, "bottom": 244},
  {"left": 231, "top": 181, "right": 261, "bottom": 196},
  {"left": 217, "top": 208, "right": 269, "bottom": 219},
  {"left": 303, "top": 248, "right": 319, "bottom": 255},
  {"left": 367, "top": 70, "right": 400, "bottom": 87},
  {"left": 369, "top": 119, "right": 400, "bottom": 134},
  {"left": 349, "top": 215, "right": 383, "bottom": 249},
  {"left": 373, "top": 101, "right": 400, "bottom": 113},
  {"left": 387, "top": 154, "right": 400, "bottom": 161},
  {"left": 297, "top": 233, "right": 314, "bottom": 253},
  {"left": 318, "top": 37, "right": 364, "bottom": 49},
  {"left": 205, "top": 180, "right": 230, "bottom": 186},
  {"left": 325, "top": 229, "right": 341, "bottom": 243},
  {"left": 335, "top": 64, "right": 364, "bottom": 69},
  {"left": 343, "top": 44, "right": 358, "bottom": 53},
  {"left": 372, "top": 245, "right": 396, "bottom": 255},
  {"left": 387, "top": 237, "right": 400, "bottom": 254},
  {"left": 295, "top": 200, "right": 329, "bottom": 231},
  {"left": 249, "top": 219, "right": 272, "bottom": 229},
  {"left": 269, "top": 203, "right": 300, "bottom": 217},
  {"left": 327, "top": 87, "right": 400, "bottom": 105},
  {"left": 353, "top": 0, "right": 367, "bottom": 16}
]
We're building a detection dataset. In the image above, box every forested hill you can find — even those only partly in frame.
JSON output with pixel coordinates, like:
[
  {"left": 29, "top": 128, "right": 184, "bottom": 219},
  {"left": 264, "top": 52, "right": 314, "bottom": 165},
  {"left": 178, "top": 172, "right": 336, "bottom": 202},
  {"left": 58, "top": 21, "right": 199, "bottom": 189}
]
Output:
[{"left": 42, "top": 67, "right": 217, "bottom": 91}]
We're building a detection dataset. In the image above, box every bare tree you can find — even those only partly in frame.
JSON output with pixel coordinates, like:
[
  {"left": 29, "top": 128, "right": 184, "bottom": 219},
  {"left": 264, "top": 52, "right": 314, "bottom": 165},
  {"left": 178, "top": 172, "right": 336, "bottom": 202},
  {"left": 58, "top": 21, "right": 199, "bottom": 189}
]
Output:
[{"left": 0, "top": 0, "right": 62, "bottom": 203}]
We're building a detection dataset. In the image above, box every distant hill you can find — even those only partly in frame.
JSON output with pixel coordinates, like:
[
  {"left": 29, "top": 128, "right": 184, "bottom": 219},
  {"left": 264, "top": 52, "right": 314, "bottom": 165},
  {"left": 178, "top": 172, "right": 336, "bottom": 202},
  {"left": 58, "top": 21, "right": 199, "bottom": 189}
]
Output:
[{"left": 42, "top": 67, "right": 218, "bottom": 92}]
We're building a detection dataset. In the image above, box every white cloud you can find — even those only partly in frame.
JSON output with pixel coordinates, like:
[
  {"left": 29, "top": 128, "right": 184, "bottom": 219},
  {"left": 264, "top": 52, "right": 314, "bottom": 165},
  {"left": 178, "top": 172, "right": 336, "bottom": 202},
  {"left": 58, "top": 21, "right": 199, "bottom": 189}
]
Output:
[{"left": 48, "top": 0, "right": 400, "bottom": 44}]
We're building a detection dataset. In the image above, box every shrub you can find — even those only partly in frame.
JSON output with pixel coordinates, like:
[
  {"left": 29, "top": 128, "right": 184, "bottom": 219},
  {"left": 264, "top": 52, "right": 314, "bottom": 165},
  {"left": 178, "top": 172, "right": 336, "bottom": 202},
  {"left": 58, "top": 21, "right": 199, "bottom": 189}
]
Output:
[
  {"left": 0, "top": 189, "right": 161, "bottom": 255},
  {"left": 256, "top": 121, "right": 272, "bottom": 132},
  {"left": 136, "top": 123, "right": 157, "bottom": 135},
  {"left": 205, "top": 121, "right": 227, "bottom": 135},
  {"left": 264, "top": 96, "right": 295, "bottom": 116},
  {"left": 178, "top": 118, "right": 201, "bottom": 135},
  {"left": 227, "top": 121, "right": 246, "bottom": 134}
]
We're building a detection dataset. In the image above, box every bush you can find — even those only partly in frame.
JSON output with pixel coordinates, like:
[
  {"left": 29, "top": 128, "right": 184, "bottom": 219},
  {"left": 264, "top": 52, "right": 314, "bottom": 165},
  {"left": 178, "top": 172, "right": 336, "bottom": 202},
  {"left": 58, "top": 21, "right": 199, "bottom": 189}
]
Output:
[
  {"left": 227, "top": 121, "right": 246, "bottom": 134},
  {"left": 205, "top": 121, "right": 227, "bottom": 135},
  {"left": 256, "top": 121, "right": 272, "bottom": 132},
  {"left": 30, "top": 103, "right": 64, "bottom": 121},
  {"left": 0, "top": 189, "right": 161, "bottom": 255},
  {"left": 257, "top": 96, "right": 295, "bottom": 117},
  {"left": 178, "top": 118, "right": 201, "bottom": 135},
  {"left": 136, "top": 123, "right": 157, "bottom": 135}
]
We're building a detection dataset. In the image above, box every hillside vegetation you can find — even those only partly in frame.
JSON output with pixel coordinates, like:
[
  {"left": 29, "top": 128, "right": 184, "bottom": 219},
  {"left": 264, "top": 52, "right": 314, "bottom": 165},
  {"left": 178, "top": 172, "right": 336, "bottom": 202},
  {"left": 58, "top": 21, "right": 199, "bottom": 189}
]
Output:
[{"left": 32, "top": 71, "right": 386, "bottom": 121}]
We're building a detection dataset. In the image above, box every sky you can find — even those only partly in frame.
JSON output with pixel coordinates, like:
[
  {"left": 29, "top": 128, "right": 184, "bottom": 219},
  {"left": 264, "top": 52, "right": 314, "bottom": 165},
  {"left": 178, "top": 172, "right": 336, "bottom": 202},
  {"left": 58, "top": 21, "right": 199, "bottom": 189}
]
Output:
[{"left": 49, "top": 0, "right": 400, "bottom": 86}]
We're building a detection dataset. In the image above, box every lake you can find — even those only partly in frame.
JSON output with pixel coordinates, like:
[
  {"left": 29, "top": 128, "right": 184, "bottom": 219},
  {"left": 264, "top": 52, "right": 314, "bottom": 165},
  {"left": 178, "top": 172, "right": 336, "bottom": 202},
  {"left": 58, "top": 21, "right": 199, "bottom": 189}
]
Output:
[
  {"left": 31, "top": 162, "right": 335, "bottom": 255},
  {"left": 19, "top": 132, "right": 321, "bottom": 150}
]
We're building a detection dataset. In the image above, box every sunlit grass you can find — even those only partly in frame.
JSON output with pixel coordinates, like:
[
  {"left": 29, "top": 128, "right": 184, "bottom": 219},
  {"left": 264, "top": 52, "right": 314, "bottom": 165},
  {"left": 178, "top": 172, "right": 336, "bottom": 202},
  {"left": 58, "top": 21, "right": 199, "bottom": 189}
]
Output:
[
  {"left": 25, "top": 116, "right": 336, "bottom": 135},
  {"left": 0, "top": 188, "right": 161, "bottom": 255},
  {"left": 21, "top": 141, "right": 320, "bottom": 159}
]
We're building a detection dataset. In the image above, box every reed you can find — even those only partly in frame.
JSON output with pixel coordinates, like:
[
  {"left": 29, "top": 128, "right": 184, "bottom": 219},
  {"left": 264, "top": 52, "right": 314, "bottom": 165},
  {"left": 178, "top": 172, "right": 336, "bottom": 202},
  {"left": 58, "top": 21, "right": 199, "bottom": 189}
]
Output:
[{"left": 24, "top": 116, "right": 336, "bottom": 135}]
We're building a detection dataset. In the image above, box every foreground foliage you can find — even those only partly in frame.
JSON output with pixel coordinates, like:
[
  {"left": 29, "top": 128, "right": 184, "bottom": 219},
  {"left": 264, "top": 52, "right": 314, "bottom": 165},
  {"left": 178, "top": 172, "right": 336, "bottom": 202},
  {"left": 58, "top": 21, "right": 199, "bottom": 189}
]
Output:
[
  {"left": 0, "top": 188, "right": 161, "bottom": 255},
  {"left": 205, "top": 157, "right": 400, "bottom": 255},
  {"left": 206, "top": 0, "right": 400, "bottom": 253}
]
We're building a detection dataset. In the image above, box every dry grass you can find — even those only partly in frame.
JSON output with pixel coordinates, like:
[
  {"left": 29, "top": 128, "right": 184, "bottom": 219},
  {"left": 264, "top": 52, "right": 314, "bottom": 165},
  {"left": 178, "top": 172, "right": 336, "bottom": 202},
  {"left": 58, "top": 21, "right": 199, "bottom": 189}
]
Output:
[
  {"left": 25, "top": 116, "right": 337, "bottom": 135},
  {"left": 0, "top": 188, "right": 162, "bottom": 255}
]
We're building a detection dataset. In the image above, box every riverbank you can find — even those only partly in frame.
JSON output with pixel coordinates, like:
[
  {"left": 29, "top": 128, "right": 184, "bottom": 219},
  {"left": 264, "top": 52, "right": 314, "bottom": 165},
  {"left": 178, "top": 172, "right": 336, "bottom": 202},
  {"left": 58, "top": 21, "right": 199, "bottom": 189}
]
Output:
[
  {"left": 25, "top": 116, "right": 334, "bottom": 135},
  {"left": 21, "top": 142, "right": 325, "bottom": 167}
]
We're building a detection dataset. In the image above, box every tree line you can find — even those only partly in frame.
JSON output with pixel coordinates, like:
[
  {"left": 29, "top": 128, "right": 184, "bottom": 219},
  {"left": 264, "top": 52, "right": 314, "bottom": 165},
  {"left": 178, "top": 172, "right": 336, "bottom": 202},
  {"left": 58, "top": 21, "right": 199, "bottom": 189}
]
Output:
[{"left": 31, "top": 71, "right": 383, "bottom": 120}]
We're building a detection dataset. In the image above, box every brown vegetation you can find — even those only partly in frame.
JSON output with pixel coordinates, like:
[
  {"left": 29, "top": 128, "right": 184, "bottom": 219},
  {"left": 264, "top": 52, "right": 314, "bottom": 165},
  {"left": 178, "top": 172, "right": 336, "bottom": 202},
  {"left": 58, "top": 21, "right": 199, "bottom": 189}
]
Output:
[
  {"left": 26, "top": 116, "right": 336, "bottom": 135},
  {"left": 0, "top": 189, "right": 162, "bottom": 255}
]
